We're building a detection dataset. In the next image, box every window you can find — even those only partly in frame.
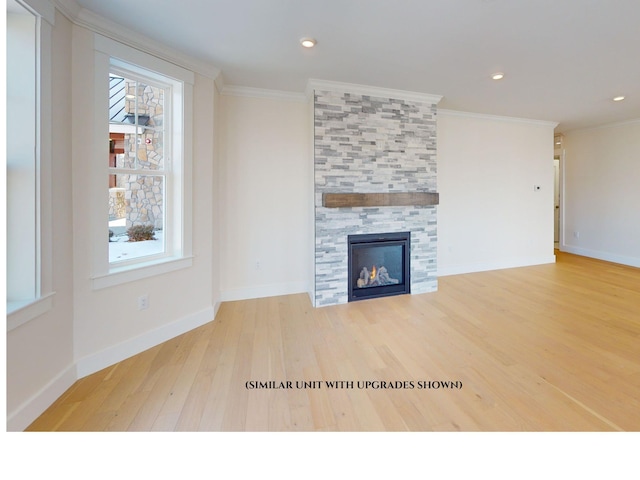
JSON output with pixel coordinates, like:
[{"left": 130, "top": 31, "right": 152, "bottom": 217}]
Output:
[
  {"left": 6, "top": 2, "right": 37, "bottom": 307},
  {"left": 91, "top": 35, "right": 194, "bottom": 289},
  {"left": 108, "top": 70, "right": 168, "bottom": 264},
  {"left": 6, "top": 0, "right": 54, "bottom": 328}
]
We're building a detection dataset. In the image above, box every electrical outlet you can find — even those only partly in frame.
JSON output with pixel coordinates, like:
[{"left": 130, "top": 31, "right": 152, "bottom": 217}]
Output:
[
  {"left": 138, "top": 294, "right": 149, "bottom": 310},
  {"left": 255, "top": 261, "right": 261, "bottom": 270},
  {"left": 573, "top": 231, "right": 580, "bottom": 239}
]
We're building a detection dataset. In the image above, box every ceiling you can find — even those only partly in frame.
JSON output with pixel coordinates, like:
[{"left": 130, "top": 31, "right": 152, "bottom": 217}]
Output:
[{"left": 73, "top": 0, "right": 640, "bottom": 131}]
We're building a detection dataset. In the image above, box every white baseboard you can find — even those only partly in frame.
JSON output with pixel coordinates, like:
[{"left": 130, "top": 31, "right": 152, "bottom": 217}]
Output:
[
  {"left": 438, "top": 255, "right": 556, "bottom": 277},
  {"left": 561, "top": 245, "right": 640, "bottom": 268},
  {"left": 220, "top": 282, "right": 309, "bottom": 302},
  {"left": 75, "top": 306, "right": 216, "bottom": 379},
  {"left": 7, "top": 306, "right": 217, "bottom": 431},
  {"left": 6, "top": 363, "right": 77, "bottom": 432}
]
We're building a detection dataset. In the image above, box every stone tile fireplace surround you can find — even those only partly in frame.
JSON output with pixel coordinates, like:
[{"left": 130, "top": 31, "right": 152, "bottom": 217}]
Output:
[{"left": 313, "top": 84, "right": 441, "bottom": 306}]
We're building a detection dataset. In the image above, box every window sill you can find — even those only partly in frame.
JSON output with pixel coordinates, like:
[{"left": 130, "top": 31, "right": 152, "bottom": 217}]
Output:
[
  {"left": 7, "top": 292, "right": 56, "bottom": 332},
  {"left": 91, "top": 255, "right": 193, "bottom": 290}
]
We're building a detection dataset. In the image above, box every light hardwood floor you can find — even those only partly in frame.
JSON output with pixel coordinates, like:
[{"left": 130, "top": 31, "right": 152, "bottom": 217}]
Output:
[{"left": 26, "top": 251, "right": 640, "bottom": 431}]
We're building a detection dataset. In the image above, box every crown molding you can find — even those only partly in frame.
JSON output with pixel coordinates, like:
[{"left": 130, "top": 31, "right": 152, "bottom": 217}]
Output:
[
  {"left": 213, "top": 74, "right": 225, "bottom": 95},
  {"left": 51, "top": 0, "right": 80, "bottom": 21},
  {"left": 307, "top": 79, "right": 443, "bottom": 105},
  {"left": 16, "top": 0, "right": 56, "bottom": 24},
  {"left": 562, "top": 117, "right": 640, "bottom": 134},
  {"left": 51, "top": 0, "right": 221, "bottom": 80},
  {"left": 438, "top": 108, "right": 559, "bottom": 128},
  {"left": 221, "top": 85, "right": 308, "bottom": 103}
]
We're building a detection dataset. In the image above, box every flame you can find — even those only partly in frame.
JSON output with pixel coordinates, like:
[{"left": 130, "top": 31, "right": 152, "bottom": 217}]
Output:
[{"left": 370, "top": 265, "right": 376, "bottom": 280}]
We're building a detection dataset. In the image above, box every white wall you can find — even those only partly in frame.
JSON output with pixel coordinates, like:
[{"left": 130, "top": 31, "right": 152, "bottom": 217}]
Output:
[
  {"left": 5, "top": 4, "right": 565, "bottom": 432},
  {"left": 216, "top": 100, "right": 556, "bottom": 296},
  {"left": 7, "top": 6, "right": 220, "bottom": 431},
  {"left": 562, "top": 120, "right": 640, "bottom": 267},
  {"left": 437, "top": 111, "right": 557, "bottom": 275},
  {"left": 70, "top": 25, "right": 217, "bottom": 376},
  {"left": 218, "top": 93, "right": 311, "bottom": 301}
]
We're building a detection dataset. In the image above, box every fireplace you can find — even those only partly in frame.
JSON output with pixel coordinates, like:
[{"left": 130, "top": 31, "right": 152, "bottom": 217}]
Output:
[
  {"left": 313, "top": 86, "right": 439, "bottom": 307},
  {"left": 348, "top": 232, "right": 411, "bottom": 302}
]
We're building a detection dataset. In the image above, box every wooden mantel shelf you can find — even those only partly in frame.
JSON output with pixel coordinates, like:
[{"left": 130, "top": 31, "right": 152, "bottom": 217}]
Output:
[{"left": 322, "top": 192, "right": 439, "bottom": 208}]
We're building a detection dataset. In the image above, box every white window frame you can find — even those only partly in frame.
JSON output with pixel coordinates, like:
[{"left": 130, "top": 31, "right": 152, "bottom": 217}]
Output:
[
  {"left": 90, "top": 35, "right": 194, "bottom": 290},
  {"left": 6, "top": 0, "right": 55, "bottom": 331},
  {"left": 108, "top": 65, "right": 173, "bottom": 266}
]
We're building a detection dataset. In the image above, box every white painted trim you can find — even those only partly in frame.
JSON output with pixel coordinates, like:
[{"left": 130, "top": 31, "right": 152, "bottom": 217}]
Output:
[
  {"left": 221, "top": 84, "right": 308, "bottom": 103},
  {"left": 7, "top": 303, "right": 217, "bottom": 430},
  {"left": 91, "top": 256, "right": 194, "bottom": 290},
  {"left": 75, "top": 306, "right": 216, "bottom": 378},
  {"left": 181, "top": 82, "right": 194, "bottom": 259},
  {"left": 51, "top": 0, "right": 81, "bottom": 21},
  {"left": 97, "top": 34, "right": 195, "bottom": 85},
  {"left": 438, "top": 255, "right": 557, "bottom": 277},
  {"left": 89, "top": 37, "right": 194, "bottom": 289},
  {"left": 307, "top": 291, "right": 315, "bottom": 308},
  {"left": 38, "top": 17, "right": 54, "bottom": 311},
  {"left": 6, "top": 362, "right": 76, "bottom": 431},
  {"left": 213, "top": 73, "right": 225, "bottom": 94},
  {"left": 307, "top": 78, "right": 443, "bottom": 105},
  {"left": 52, "top": 0, "right": 221, "bottom": 80},
  {"left": 220, "top": 282, "right": 310, "bottom": 302},
  {"left": 560, "top": 245, "right": 640, "bottom": 269},
  {"left": 6, "top": 0, "right": 55, "bottom": 330},
  {"left": 438, "top": 108, "right": 559, "bottom": 128},
  {"left": 17, "top": 0, "right": 55, "bottom": 24},
  {"left": 562, "top": 117, "right": 640, "bottom": 134},
  {"left": 7, "top": 292, "right": 56, "bottom": 331}
]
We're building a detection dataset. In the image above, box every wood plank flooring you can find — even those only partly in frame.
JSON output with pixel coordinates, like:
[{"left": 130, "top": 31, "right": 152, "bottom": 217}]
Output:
[{"left": 26, "top": 251, "right": 640, "bottom": 431}]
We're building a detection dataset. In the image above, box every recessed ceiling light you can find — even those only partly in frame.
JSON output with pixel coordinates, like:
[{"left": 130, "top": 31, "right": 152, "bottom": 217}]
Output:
[
  {"left": 613, "top": 95, "right": 625, "bottom": 102},
  {"left": 491, "top": 72, "right": 505, "bottom": 80},
  {"left": 300, "top": 38, "right": 316, "bottom": 48}
]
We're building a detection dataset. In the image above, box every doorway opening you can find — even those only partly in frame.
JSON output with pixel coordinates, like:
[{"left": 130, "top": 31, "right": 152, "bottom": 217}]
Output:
[{"left": 554, "top": 134, "right": 564, "bottom": 251}]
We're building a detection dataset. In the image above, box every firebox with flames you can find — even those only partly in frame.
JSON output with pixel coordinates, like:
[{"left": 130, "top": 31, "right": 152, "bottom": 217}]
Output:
[{"left": 356, "top": 265, "right": 399, "bottom": 288}]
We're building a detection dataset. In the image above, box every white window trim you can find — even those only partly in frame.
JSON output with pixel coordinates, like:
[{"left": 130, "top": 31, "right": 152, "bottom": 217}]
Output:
[
  {"left": 107, "top": 64, "right": 174, "bottom": 266},
  {"left": 90, "top": 34, "right": 194, "bottom": 290},
  {"left": 7, "top": 293, "right": 55, "bottom": 331},
  {"left": 6, "top": 0, "right": 55, "bottom": 330}
]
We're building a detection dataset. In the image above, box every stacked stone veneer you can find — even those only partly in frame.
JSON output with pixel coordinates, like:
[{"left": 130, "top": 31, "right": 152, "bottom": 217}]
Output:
[
  {"left": 314, "top": 89, "right": 438, "bottom": 306},
  {"left": 108, "top": 188, "right": 126, "bottom": 219},
  {"left": 115, "top": 80, "right": 165, "bottom": 230}
]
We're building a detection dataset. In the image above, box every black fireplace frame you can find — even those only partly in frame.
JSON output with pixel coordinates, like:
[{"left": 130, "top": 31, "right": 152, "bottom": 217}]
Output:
[{"left": 347, "top": 231, "right": 411, "bottom": 302}]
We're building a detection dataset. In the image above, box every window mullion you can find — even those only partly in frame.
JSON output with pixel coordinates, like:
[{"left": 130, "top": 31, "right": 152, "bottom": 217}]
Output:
[
  {"left": 108, "top": 168, "right": 164, "bottom": 175},
  {"left": 134, "top": 80, "right": 139, "bottom": 170}
]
